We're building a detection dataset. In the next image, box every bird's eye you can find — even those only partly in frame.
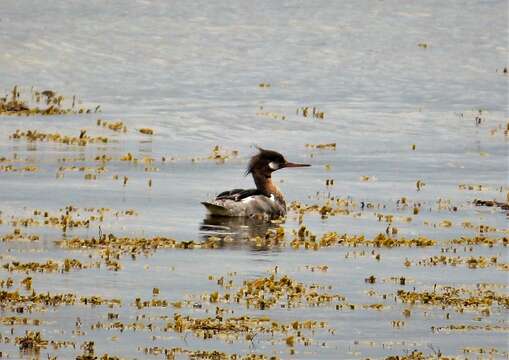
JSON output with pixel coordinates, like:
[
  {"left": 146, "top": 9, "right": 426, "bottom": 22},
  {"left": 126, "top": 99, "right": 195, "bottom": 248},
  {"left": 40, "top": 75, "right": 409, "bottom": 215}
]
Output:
[{"left": 268, "top": 161, "right": 279, "bottom": 170}]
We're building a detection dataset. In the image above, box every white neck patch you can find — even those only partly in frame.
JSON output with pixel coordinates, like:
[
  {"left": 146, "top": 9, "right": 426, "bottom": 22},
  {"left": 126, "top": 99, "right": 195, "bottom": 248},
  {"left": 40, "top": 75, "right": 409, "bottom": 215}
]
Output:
[{"left": 268, "top": 161, "right": 279, "bottom": 170}]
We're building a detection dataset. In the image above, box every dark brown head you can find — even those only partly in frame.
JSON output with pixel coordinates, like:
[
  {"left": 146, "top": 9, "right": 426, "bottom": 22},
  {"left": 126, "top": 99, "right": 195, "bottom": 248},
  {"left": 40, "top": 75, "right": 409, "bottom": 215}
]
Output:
[{"left": 246, "top": 148, "right": 310, "bottom": 178}]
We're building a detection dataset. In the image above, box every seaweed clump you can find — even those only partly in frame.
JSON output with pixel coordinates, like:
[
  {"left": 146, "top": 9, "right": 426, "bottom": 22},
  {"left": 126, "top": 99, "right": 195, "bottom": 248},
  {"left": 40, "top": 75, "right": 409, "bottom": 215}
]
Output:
[
  {"left": 15, "top": 331, "right": 48, "bottom": 353},
  {"left": 385, "top": 350, "right": 454, "bottom": 360},
  {"left": 0, "top": 86, "right": 98, "bottom": 115},
  {"left": 10, "top": 129, "right": 109, "bottom": 146}
]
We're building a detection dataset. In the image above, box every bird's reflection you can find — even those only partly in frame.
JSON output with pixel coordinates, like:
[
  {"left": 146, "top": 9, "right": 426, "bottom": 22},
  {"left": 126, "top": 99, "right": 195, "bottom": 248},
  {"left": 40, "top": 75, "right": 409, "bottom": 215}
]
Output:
[{"left": 199, "top": 215, "right": 283, "bottom": 251}]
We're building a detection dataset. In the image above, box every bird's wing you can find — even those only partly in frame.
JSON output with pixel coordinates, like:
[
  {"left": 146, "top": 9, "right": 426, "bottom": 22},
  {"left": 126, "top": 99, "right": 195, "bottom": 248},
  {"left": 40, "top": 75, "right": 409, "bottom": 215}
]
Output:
[
  {"left": 215, "top": 188, "right": 262, "bottom": 202},
  {"left": 201, "top": 202, "right": 231, "bottom": 216}
]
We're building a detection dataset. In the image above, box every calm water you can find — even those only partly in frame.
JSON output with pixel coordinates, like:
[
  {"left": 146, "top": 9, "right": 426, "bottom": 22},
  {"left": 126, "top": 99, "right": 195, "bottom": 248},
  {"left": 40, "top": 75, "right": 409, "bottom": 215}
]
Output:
[{"left": 0, "top": 1, "right": 508, "bottom": 359}]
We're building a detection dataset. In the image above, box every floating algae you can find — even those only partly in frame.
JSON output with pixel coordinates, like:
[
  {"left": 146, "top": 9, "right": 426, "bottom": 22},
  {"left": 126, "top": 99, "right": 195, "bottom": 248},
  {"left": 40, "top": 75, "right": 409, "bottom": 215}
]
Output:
[
  {"left": 97, "top": 119, "right": 127, "bottom": 133},
  {"left": 256, "top": 107, "right": 287, "bottom": 121},
  {"left": 141, "top": 347, "right": 278, "bottom": 360},
  {"left": 384, "top": 350, "right": 460, "bottom": 360},
  {"left": 409, "top": 255, "right": 508, "bottom": 271},
  {"left": 10, "top": 129, "right": 109, "bottom": 146},
  {"left": 6, "top": 206, "right": 136, "bottom": 233},
  {"left": 191, "top": 145, "right": 239, "bottom": 163},
  {"left": 296, "top": 106, "right": 325, "bottom": 119},
  {"left": 15, "top": 331, "right": 48, "bottom": 353},
  {"left": 0, "top": 86, "right": 98, "bottom": 116},
  {"left": 431, "top": 323, "right": 509, "bottom": 333},
  {"left": 1, "top": 229, "right": 39, "bottom": 242},
  {"left": 138, "top": 128, "right": 154, "bottom": 135},
  {"left": 56, "top": 232, "right": 229, "bottom": 270},
  {"left": 164, "top": 313, "right": 326, "bottom": 344},
  {"left": 0, "top": 164, "right": 38, "bottom": 173},
  {"left": 304, "top": 143, "right": 336, "bottom": 150},
  {"left": 0, "top": 288, "right": 121, "bottom": 314},
  {"left": 223, "top": 273, "right": 346, "bottom": 310},
  {"left": 289, "top": 227, "right": 436, "bottom": 249},
  {"left": 396, "top": 286, "right": 508, "bottom": 314},
  {"left": 3, "top": 258, "right": 100, "bottom": 273}
]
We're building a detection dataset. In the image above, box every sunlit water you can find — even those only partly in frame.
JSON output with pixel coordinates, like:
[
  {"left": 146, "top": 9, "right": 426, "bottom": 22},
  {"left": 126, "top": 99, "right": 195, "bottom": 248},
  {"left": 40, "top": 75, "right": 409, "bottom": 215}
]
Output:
[{"left": 0, "top": 1, "right": 508, "bottom": 359}]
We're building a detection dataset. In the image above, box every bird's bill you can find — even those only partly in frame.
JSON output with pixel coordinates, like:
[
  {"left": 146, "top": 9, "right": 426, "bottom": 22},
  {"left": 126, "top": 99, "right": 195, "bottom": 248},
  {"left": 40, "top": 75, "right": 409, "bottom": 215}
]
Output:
[{"left": 283, "top": 162, "right": 311, "bottom": 168}]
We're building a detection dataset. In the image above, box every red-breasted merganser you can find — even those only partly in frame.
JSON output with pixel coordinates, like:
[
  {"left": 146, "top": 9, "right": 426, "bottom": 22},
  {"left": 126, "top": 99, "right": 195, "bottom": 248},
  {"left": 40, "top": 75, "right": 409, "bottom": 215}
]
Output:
[{"left": 201, "top": 148, "right": 310, "bottom": 219}]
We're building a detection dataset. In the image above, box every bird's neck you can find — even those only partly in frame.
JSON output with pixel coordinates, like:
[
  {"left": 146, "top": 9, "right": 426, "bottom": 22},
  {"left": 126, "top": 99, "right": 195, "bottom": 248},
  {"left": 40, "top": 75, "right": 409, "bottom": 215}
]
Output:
[{"left": 252, "top": 172, "right": 283, "bottom": 201}]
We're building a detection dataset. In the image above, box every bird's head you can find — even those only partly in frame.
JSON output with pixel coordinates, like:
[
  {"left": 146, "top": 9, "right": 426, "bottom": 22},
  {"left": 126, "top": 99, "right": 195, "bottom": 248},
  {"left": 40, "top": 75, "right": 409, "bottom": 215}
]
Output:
[{"left": 246, "top": 147, "right": 310, "bottom": 178}]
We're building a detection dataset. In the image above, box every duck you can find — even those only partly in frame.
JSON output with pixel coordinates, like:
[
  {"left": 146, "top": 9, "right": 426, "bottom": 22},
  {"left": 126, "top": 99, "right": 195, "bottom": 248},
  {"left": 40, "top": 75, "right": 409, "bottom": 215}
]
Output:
[{"left": 201, "top": 148, "right": 310, "bottom": 219}]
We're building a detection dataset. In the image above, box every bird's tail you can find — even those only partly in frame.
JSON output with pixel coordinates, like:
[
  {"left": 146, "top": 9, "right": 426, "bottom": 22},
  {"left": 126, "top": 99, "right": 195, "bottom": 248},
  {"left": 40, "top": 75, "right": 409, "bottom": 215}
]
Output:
[{"left": 201, "top": 202, "right": 231, "bottom": 216}]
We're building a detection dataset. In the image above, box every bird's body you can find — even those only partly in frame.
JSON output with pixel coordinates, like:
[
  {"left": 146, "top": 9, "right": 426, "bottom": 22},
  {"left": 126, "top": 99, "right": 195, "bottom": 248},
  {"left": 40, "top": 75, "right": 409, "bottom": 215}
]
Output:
[
  {"left": 202, "top": 148, "right": 310, "bottom": 219},
  {"left": 202, "top": 191, "right": 286, "bottom": 218}
]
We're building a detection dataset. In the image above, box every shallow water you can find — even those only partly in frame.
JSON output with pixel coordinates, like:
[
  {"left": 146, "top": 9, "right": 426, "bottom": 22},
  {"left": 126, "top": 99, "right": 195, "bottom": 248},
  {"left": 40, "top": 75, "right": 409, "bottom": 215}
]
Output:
[{"left": 0, "top": 0, "right": 508, "bottom": 359}]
